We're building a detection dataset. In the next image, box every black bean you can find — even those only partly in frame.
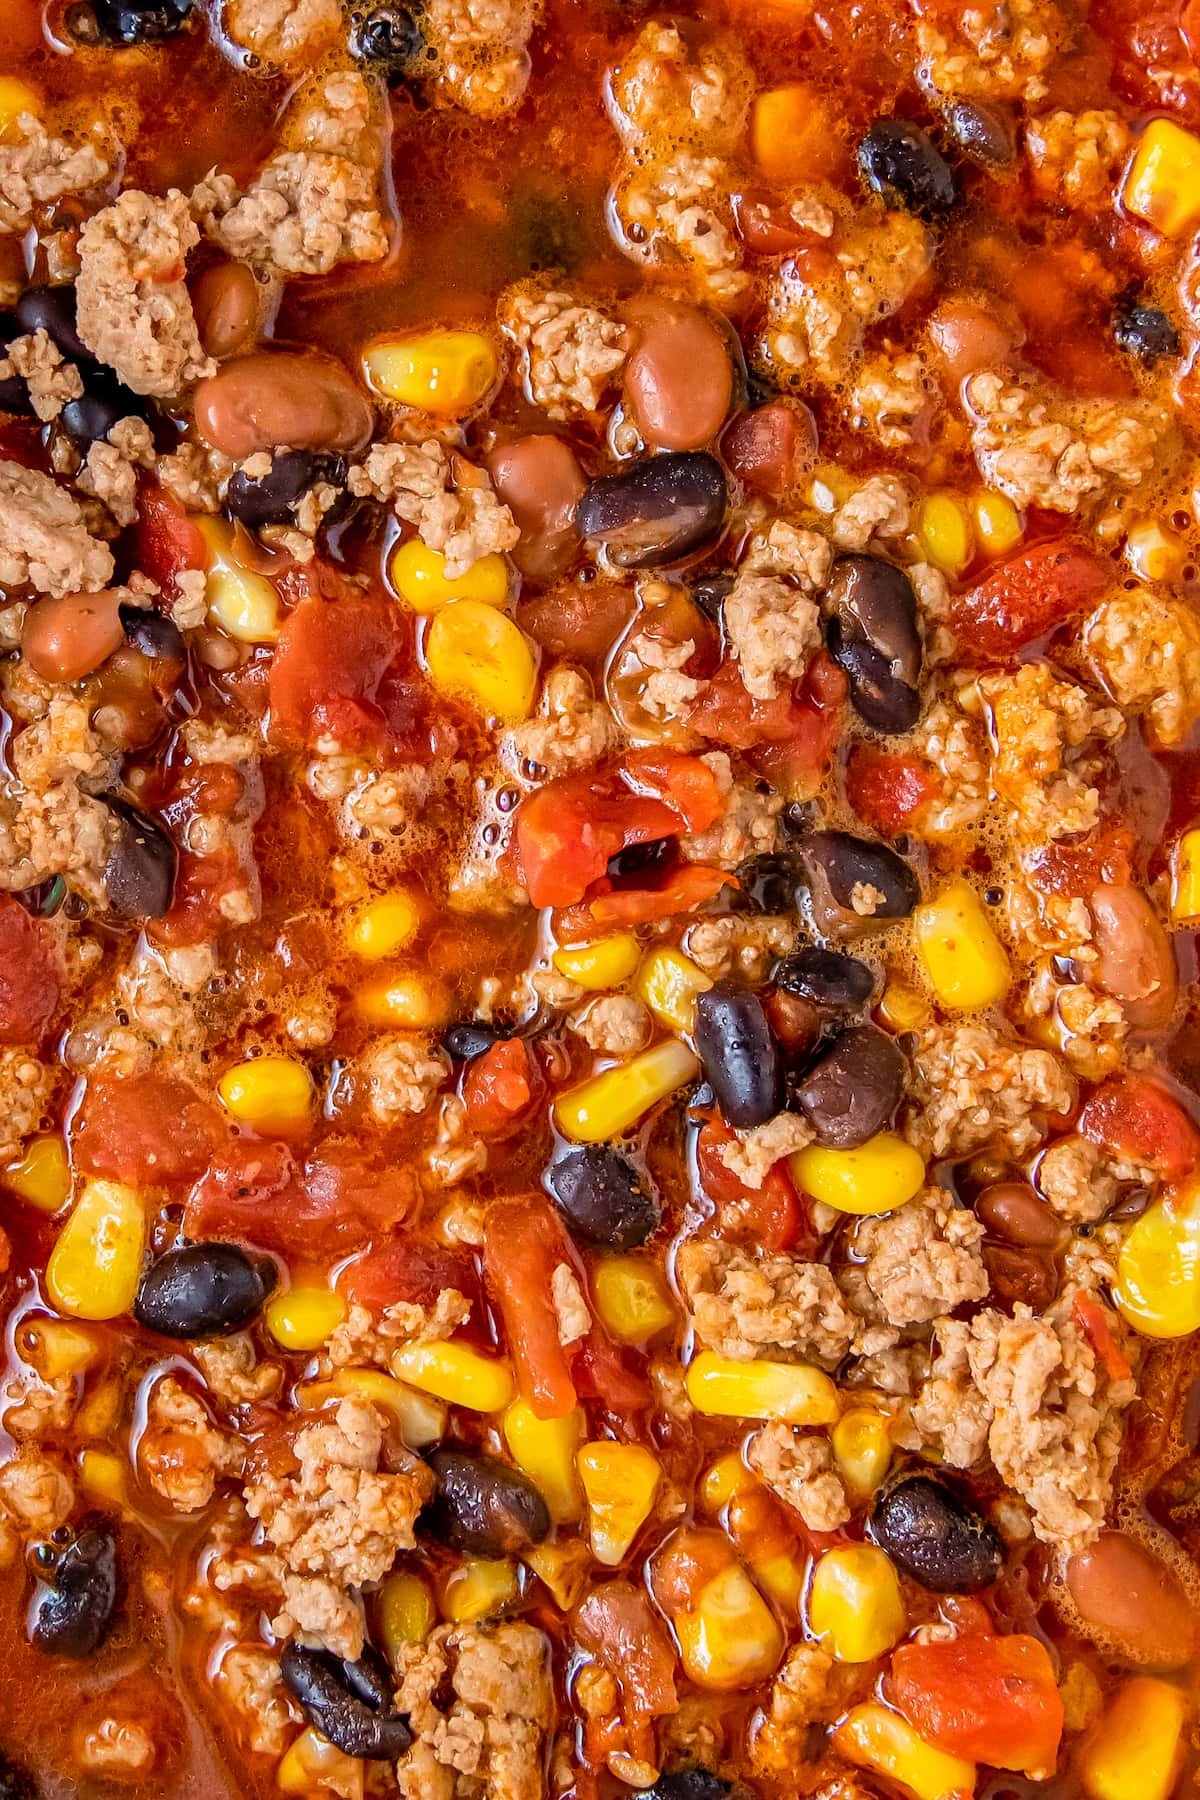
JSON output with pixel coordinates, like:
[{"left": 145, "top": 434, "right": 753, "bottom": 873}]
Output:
[
  {"left": 870, "top": 1472, "right": 1005, "bottom": 1593},
  {"left": 825, "top": 626, "right": 921, "bottom": 734},
  {"left": 280, "top": 1644, "right": 412, "bottom": 1760},
  {"left": 61, "top": 367, "right": 149, "bottom": 446},
  {"left": 0, "top": 1753, "right": 37, "bottom": 1800},
  {"left": 859, "top": 119, "right": 956, "bottom": 216},
  {"left": 226, "top": 450, "right": 347, "bottom": 531},
  {"left": 348, "top": 4, "right": 424, "bottom": 77},
  {"left": 575, "top": 452, "right": 728, "bottom": 570},
  {"left": 694, "top": 980, "right": 782, "bottom": 1129},
  {"left": 774, "top": 947, "right": 876, "bottom": 1010},
  {"left": 644, "top": 1773, "right": 743, "bottom": 1800},
  {"left": 799, "top": 830, "right": 920, "bottom": 934},
  {"left": 793, "top": 1024, "right": 906, "bottom": 1148},
  {"left": 30, "top": 1529, "right": 117, "bottom": 1658},
  {"left": 823, "top": 554, "right": 922, "bottom": 733},
  {"left": 443, "top": 1021, "right": 503, "bottom": 1061},
  {"left": 13, "top": 875, "right": 67, "bottom": 920},
  {"left": 549, "top": 1146, "right": 661, "bottom": 1250},
  {"left": 119, "top": 603, "right": 186, "bottom": 667},
  {"left": 0, "top": 319, "right": 34, "bottom": 417},
  {"left": 690, "top": 570, "right": 734, "bottom": 620},
  {"left": 91, "top": 0, "right": 194, "bottom": 43},
  {"left": 1113, "top": 297, "right": 1181, "bottom": 365},
  {"left": 16, "top": 287, "right": 90, "bottom": 363},
  {"left": 941, "top": 99, "right": 1016, "bottom": 168},
  {"left": 426, "top": 1450, "right": 550, "bottom": 1558},
  {"left": 605, "top": 835, "right": 678, "bottom": 885},
  {"left": 734, "top": 851, "right": 807, "bottom": 913},
  {"left": 102, "top": 800, "right": 177, "bottom": 920},
  {"left": 134, "top": 1242, "right": 276, "bottom": 1339}
]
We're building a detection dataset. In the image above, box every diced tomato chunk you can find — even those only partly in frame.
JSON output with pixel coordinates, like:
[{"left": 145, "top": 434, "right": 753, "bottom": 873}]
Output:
[
  {"left": 689, "top": 652, "right": 846, "bottom": 800},
  {"left": 269, "top": 595, "right": 412, "bottom": 752},
  {"left": 462, "top": 1039, "right": 541, "bottom": 1138},
  {"left": 133, "top": 486, "right": 207, "bottom": 598},
  {"left": 947, "top": 540, "right": 1110, "bottom": 658},
  {"left": 574, "top": 1582, "right": 678, "bottom": 1716},
  {"left": 846, "top": 749, "right": 940, "bottom": 839},
  {"left": 75, "top": 1073, "right": 227, "bottom": 1184},
  {"left": 185, "top": 1137, "right": 419, "bottom": 1255},
  {"left": 1079, "top": 1071, "right": 1200, "bottom": 1184},
  {"left": 339, "top": 1240, "right": 479, "bottom": 1315},
  {"left": 586, "top": 865, "right": 733, "bottom": 927},
  {"left": 695, "top": 1115, "right": 812, "bottom": 1253},
  {"left": 572, "top": 1327, "right": 652, "bottom": 1417},
  {"left": 1023, "top": 819, "right": 1136, "bottom": 898},
  {"left": 1072, "top": 1291, "right": 1133, "bottom": 1382},
  {"left": 0, "top": 896, "right": 59, "bottom": 1044},
  {"left": 483, "top": 1196, "right": 580, "bottom": 1419},
  {"left": 890, "top": 1634, "right": 1064, "bottom": 1774},
  {"left": 622, "top": 750, "right": 724, "bottom": 834}
]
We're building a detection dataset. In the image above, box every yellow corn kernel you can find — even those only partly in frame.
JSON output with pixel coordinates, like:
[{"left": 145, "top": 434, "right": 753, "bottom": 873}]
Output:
[
  {"left": 699, "top": 1453, "right": 757, "bottom": 1515},
  {"left": 345, "top": 891, "right": 422, "bottom": 958},
  {"left": 555, "top": 1039, "right": 700, "bottom": 1143},
  {"left": 635, "top": 946, "right": 714, "bottom": 1034},
  {"left": 363, "top": 329, "right": 499, "bottom": 416},
  {"left": 791, "top": 1132, "right": 926, "bottom": 1216},
  {"left": 3, "top": 1135, "right": 70, "bottom": 1213},
  {"left": 425, "top": 599, "right": 537, "bottom": 725},
  {"left": 1114, "top": 1178, "right": 1200, "bottom": 1339},
  {"left": 1171, "top": 827, "right": 1200, "bottom": 922},
  {"left": 296, "top": 1370, "right": 447, "bottom": 1448},
  {"left": 503, "top": 1399, "right": 584, "bottom": 1523},
  {"left": 877, "top": 979, "right": 930, "bottom": 1034},
  {"left": 379, "top": 1572, "right": 435, "bottom": 1664},
  {"left": 809, "top": 1543, "right": 906, "bottom": 1662},
  {"left": 390, "top": 1339, "right": 515, "bottom": 1413},
  {"left": 749, "top": 84, "right": 836, "bottom": 183},
  {"left": 832, "top": 1408, "right": 892, "bottom": 1499},
  {"left": 972, "top": 490, "right": 1023, "bottom": 556},
  {"left": 577, "top": 1441, "right": 662, "bottom": 1565},
  {"left": 592, "top": 1254, "right": 675, "bottom": 1344},
  {"left": 218, "top": 1054, "right": 315, "bottom": 1135},
  {"left": 79, "top": 1449, "right": 130, "bottom": 1510},
  {"left": 198, "top": 519, "right": 282, "bottom": 644},
  {"left": 836, "top": 1703, "right": 976, "bottom": 1800},
  {"left": 552, "top": 934, "right": 641, "bottom": 992},
  {"left": 1125, "top": 519, "right": 1186, "bottom": 584},
  {"left": 355, "top": 973, "right": 449, "bottom": 1030},
  {"left": 917, "top": 493, "right": 973, "bottom": 576},
  {"left": 1123, "top": 118, "right": 1200, "bottom": 238},
  {"left": 46, "top": 1179, "right": 146, "bottom": 1322},
  {"left": 75, "top": 1378, "right": 121, "bottom": 1441},
  {"left": 21, "top": 1318, "right": 98, "bottom": 1379},
  {"left": 265, "top": 1286, "right": 348, "bottom": 1351},
  {"left": 676, "top": 1564, "right": 784, "bottom": 1690},
  {"left": 913, "top": 878, "right": 1011, "bottom": 1010},
  {"left": 389, "top": 538, "right": 509, "bottom": 613},
  {"left": 442, "top": 1558, "right": 520, "bottom": 1624},
  {"left": 0, "top": 79, "right": 41, "bottom": 141},
  {"left": 524, "top": 1540, "right": 592, "bottom": 1612},
  {"left": 685, "top": 1351, "right": 839, "bottom": 1425},
  {"left": 1080, "top": 1677, "right": 1185, "bottom": 1800},
  {"left": 278, "top": 1727, "right": 364, "bottom": 1799}
]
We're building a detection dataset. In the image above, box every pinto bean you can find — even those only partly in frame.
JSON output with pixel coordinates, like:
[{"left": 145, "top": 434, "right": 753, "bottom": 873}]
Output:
[
  {"left": 982, "top": 1241, "right": 1058, "bottom": 1311},
  {"left": 193, "top": 351, "right": 374, "bottom": 461},
  {"left": 488, "top": 435, "right": 584, "bottom": 581},
  {"left": 623, "top": 299, "right": 733, "bottom": 451},
  {"left": 1066, "top": 1531, "right": 1197, "bottom": 1668},
  {"left": 722, "top": 400, "right": 817, "bottom": 498},
  {"left": 975, "top": 1180, "right": 1069, "bottom": 1250},
  {"left": 190, "top": 261, "right": 263, "bottom": 360},
  {"left": 1091, "top": 884, "right": 1178, "bottom": 1029},
  {"left": 926, "top": 297, "right": 1019, "bottom": 384},
  {"left": 23, "top": 591, "right": 124, "bottom": 682}
]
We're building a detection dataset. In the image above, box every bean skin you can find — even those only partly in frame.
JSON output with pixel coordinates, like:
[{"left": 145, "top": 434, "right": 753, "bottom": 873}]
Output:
[
  {"left": 134, "top": 1242, "right": 276, "bottom": 1338},
  {"left": 194, "top": 352, "right": 374, "bottom": 460},
  {"left": 623, "top": 299, "right": 733, "bottom": 451},
  {"left": 427, "top": 1450, "right": 550, "bottom": 1557},
  {"left": 694, "top": 980, "right": 782, "bottom": 1129},
  {"left": 23, "top": 591, "right": 124, "bottom": 683},
  {"left": 1066, "top": 1531, "right": 1197, "bottom": 1668}
]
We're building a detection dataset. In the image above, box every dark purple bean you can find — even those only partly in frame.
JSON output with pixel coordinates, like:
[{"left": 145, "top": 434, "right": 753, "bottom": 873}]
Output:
[
  {"left": 61, "top": 367, "right": 149, "bottom": 446},
  {"left": 349, "top": 4, "right": 424, "bottom": 78},
  {"left": 442, "top": 1021, "right": 504, "bottom": 1061},
  {"left": 427, "top": 1451, "right": 550, "bottom": 1557},
  {"left": 549, "top": 1147, "right": 660, "bottom": 1250},
  {"left": 1113, "top": 296, "right": 1180, "bottom": 365},
  {"left": 91, "top": 0, "right": 193, "bottom": 43},
  {"left": 870, "top": 1473, "right": 1004, "bottom": 1594},
  {"left": 13, "top": 876, "right": 67, "bottom": 920},
  {"left": 226, "top": 450, "right": 347, "bottom": 531},
  {"left": 646, "top": 1775, "right": 744, "bottom": 1800},
  {"left": 823, "top": 554, "right": 922, "bottom": 733},
  {"left": 0, "top": 1752, "right": 37, "bottom": 1800},
  {"left": 735, "top": 852, "right": 807, "bottom": 913},
  {"left": 29, "top": 1530, "right": 117, "bottom": 1658},
  {"left": 280, "top": 1644, "right": 411, "bottom": 1760},
  {"left": 0, "top": 320, "right": 34, "bottom": 417},
  {"left": 575, "top": 452, "right": 727, "bottom": 569},
  {"left": 134, "top": 1242, "right": 276, "bottom": 1338},
  {"left": 941, "top": 99, "right": 1016, "bottom": 169},
  {"left": 606, "top": 836, "right": 678, "bottom": 885},
  {"left": 694, "top": 980, "right": 782, "bottom": 1129},
  {"left": 774, "top": 947, "right": 875, "bottom": 1010},
  {"left": 793, "top": 1024, "right": 906, "bottom": 1148},
  {"left": 858, "top": 119, "right": 956, "bottom": 215},
  {"left": 690, "top": 571, "right": 734, "bottom": 620},
  {"left": 826, "top": 626, "right": 921, "bottom": 733},
  {"left": 799, "top": 830, "right": 920, "bottom": 936},
  {"left": 102, "top": 800, "right": 177, "bottom": 920},
  {"left": 119, "top": 603, "right": 186, "bottom": 667},
  {"left": 16, "top": 287, "right": 90, "bottom": 363}
]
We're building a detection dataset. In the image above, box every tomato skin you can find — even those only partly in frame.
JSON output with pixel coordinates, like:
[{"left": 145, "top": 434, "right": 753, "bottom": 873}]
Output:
[
  {"left": 1024, "top": 820, "right": 1136, "bottom": 898},
  {"left": 462, "top": 1039, "right": 540, "bottom": 1138},
  {"left": 185, "top": 1138, "right": 420, "bottom": 1255},
  {"left": 890, "top": 1634, "right": 1064, "bottom": 1773},
  {"left": 585, "top": 864, "right": 733, "bottom": 927},
  {"left": 1072, "top": 1291, "right": 1132, "bottom": 1382},
  {"left": 0, "top": 897, "right": 59, "bottom": 1044},
  {"left": 75, "top": 1073, "right": 226, "bottom": 1184},
  {"left": 483, "top": 1196, "right": 580, "bottom": 1419},
  {"left": 269, "top": 595, "right": 409, "bottom": 751},
  {"left": 846, "top": 748, "right": 940, "bottom": 838},
  {"left": 1079, "top": 1072, "right": 1200, "bottom": 1183},
  {"left": 695, "top": 1115, "right": 811, "bottom": 1253},
  {"left": 948, "top": 540, "right": 1110, "bottom": 657},
  {"left": 622, "top": 750, "right": 724, "bottom": 834},
  {"left": 133, "top": 486, "right": 207, "bottom": 597},
  {"left": 339, "top": 1240, "right": 479, "bottom": 1315},
  {"left": 572, "top": 1327, "right": 652, "bottom": 1417}
]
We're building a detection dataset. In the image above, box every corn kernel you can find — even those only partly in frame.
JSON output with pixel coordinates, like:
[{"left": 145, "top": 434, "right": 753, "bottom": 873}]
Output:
[
  {"left": 972, "top": 490, "right": 1023, "bottom": 556},
  {"left": 442, "top": 1558, "right": 520, "bottom": 1623},
  {"left": 363, "top": 329, "right": 499, "bottom": 416},
  {"left": 524, "top": 1540, "right": 592, "bottom": 1611},
  {"left": 79, "top": 1449, "right": 130, "bottom": 1510},
  {"left": 836, "top": 1703, "right": 976, "bottom": 1800},
  {"left": 265, "top": 1286, "right": 348, "bottom": 1351},
  {"left": 791, "top": 1132, "right": 926, "bottom": 1216},
  {"left": 810, "top": 1543, "right": 906, "bottom": 1662},
  {"left": 635, "top": 947, "right": 713, "bottom": 1034},
  {"left": 425, "top": 599, "right": 537, "bottom": 725},
  {"left": 21, "top": 1318, "right": 97, "bottom": 1379},
  {"left": 552, "top": 934, "right": 642, "bottom": 992},
  {"left": 75, "top": 1378, "right": 121, "bottom": 1441},
  {"left": 577, "top": 1441, "right": 662, "bottom": 1565},
  {"left": 389, "top": 537, "right": 509, "bottom": 613},
  {"left": 379, "top": 1572, "right": 435, "bottom": 1664},
  {"left": 913, "top": 878, "right": 1011, "bottom": 1010},
  {"left": 345, "top": 892, "right": 422, "bottom": 958},
  {"left": 296, "top": 1370, "right": 447, "bottom": 1448},
  {"left": 1114, "top": 1178, "right": 1200, "bottom": 1339},
  {"left": 750, "top": 84, "right": 836, "bottom": 184},
  {"left": 1080, "top": 1677, "right": 1184, "bottom": 1800},
  {"left": 877, "top": 979, "right": 930, "bottom": 1034},
  {"left": 356, "top": 973, "right": 449, "bottom": 1030},
  {"left": 685, "top": 1350, "right": 839, "bottom": 1424},
  {"left": 46, "top": 1179, "right": 146, "bottom": 1321},
  {"left": 218, "top": 1054, "right": 315, "bottom": 1136},
  {"left": 204, "top": 532, "right": 281, "bottom": 643},
  {"left": 391, "top": 1339, "right": 515, "bottom": 1413},
  {"left": 726, "top": 1487, "right": 806, "bottom": 1613},
  {"left": 555, "top": 1039, "right": 700, "bottom": 1143},
  {"left": 917, "top": 493, "right": 973, "bottom": 576},
  {"left": 503, "top": 1399, "right": 584, "bottom": 1522},
  {"left": 0, "top": 78, "right": 41, "bottom": 141},
  {"left": 1123, "top": 118, "right": 1200, "bottom": 238},
  {"left": 592, "top": 1254, "right": 675, "bottom": 1344},
  {"left": 699, "top": 1453, "right": 757, "bottom": 1515},
  {"left": 3, "top": 1135, "right": 70, "bottom": 1213},
  {"left": 1125, "top": 519, "right": 1186, "bottom": 584},
  {"left": 1171, "top": 827, "right": 1200, "bottom": 922},
  {"left": 278, "top": 1727, "right": 364, "bottom": 1799},
  {"left": 832, "top": 1408, "right": 892, "bottom": 1498},
  {"left": 676, "top": 1564, "right": 784, "bottom": 1690}
]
